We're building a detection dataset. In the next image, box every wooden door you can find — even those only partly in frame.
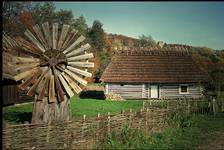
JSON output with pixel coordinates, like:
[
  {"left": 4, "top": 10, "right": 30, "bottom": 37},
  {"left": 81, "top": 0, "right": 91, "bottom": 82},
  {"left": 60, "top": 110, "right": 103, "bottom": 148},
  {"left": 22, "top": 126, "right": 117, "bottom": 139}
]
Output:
[{"left": 150, "top": 85, "right": 158, "bottom": 98}]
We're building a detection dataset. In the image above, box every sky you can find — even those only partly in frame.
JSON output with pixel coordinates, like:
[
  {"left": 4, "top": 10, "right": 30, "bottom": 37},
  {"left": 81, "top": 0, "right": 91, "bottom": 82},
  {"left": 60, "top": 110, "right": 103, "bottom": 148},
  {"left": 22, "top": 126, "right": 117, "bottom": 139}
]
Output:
[{"left": 54, "top": 2, "right": 224, "bottom": 50}]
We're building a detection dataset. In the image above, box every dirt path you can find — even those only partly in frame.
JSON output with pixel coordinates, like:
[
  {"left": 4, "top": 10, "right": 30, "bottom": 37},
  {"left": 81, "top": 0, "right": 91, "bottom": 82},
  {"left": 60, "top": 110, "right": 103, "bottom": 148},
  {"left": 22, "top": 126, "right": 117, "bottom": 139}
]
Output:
[{"left": 198, "top": 132, "right": 224, "bottom": 150}]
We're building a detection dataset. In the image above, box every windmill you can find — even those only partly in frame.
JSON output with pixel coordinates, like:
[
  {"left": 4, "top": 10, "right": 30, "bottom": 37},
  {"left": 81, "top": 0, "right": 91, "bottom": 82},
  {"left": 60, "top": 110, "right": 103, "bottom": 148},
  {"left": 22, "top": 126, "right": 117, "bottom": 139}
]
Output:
[{"left": 4, "top": 22, "right": 94, "bottom": 124}]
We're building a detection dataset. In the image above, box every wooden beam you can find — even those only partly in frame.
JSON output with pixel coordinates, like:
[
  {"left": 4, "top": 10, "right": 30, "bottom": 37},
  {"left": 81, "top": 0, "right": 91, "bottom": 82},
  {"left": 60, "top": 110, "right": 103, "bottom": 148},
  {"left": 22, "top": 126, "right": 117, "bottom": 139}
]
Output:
[
  {"left": 49, "top": 74, "right": 56, "bottom": 102},
  {"left": 66, "top": 43, "right": 91, "bottom": 57},
  {"left": 67, "top": 66, "right": 92, "bottom": 77},
  {"left": 53, "top": 67, "right": 64, "bottom": 102},
  {"left": 37, "top": 74, "right": 50, "bottom": 101},
  {"left": 61, "top": 29, "right": 77, "bottom": 50},
  {"left": 14, "top": 56, "right": 40, "bottom": 63},
  {"left": 58, "top": 74, "right": 74, "bottom": 98},
  {"left": 64, "top": 69, "right": 87, "bottom": 86},
  {"left": 16, "top": 62, "right": 40, "bottom": 72},
  {"left": 24, "top": 29, "right": 45, "bottom": 52},
  {"left": 52, "top": 23, "right": 58, "bottom": 50},
  {"left": 67, "top": 62, "right": 94, "bottom": 68},
  {"left": 19, "top": 69, "right": 42, "bottom": 90},
  {"left": 67, "top": 53, "right": 94, "bottom": 61},
  {"left": 33, "top": 24, "right": 48, "bottom": 50},
  {"left": 15, "top": 37, "right": 42, "bottom": 55},
  {"left": 27, "top": 67, "right": 50, "bottom": 96},
  {"left": 63, "top": 35, "right": 85, "bottom": 54},
  {"left": 42, "top": 22, "right": 52, "bottom": 49},
  {"left": 57, "top": 24, "right": 70, "bottom": 50},
  {"left": 14, "top": 67, "right": 39, "bottom": 81},
  {"left": 61, "top": 72, "right": 82, "bottom": 94}
]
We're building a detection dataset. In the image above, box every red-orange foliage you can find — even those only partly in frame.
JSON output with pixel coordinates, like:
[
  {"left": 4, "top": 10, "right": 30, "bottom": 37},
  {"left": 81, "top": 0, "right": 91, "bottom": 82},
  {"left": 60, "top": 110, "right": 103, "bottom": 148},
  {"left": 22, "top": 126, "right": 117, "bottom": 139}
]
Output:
[{"left": 19, "top": 10, "right": 34, "bottom": 33}]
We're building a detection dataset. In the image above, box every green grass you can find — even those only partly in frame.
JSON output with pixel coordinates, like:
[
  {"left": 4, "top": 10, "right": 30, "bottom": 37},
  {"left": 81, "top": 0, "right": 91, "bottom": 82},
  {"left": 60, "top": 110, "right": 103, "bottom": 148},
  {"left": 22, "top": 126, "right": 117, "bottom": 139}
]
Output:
[
  {"left": 3, "top": 96, "right": 143, "bottom": 124},
  {"left": 101, "top": 113, "right": 224, "bottom": 150},
  {"left": 71, "top": 96, "right": 142, "bottom": 120}
]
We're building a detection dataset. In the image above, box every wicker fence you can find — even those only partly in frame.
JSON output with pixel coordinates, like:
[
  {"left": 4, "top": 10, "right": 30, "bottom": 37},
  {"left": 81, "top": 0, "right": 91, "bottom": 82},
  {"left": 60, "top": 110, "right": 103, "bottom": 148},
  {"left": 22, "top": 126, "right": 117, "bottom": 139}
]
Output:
[{"left": 3, "top": 99, "right": 223, "bottom": 149}]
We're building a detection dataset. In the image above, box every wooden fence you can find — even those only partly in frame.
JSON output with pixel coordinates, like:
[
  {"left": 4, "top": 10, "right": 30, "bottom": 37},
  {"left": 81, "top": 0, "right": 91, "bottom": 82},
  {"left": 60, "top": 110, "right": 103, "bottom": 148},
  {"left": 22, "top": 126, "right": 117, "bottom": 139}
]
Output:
[{"left": 3, "top": 99, "right": 223, "bottom": 149}]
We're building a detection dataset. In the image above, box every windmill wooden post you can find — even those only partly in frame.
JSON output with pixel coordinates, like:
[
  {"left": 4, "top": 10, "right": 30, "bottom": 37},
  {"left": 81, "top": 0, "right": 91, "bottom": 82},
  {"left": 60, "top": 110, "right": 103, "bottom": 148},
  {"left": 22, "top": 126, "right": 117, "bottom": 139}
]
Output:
[{"left": 8, "top": 22, "right": 94, "bottom": 124}]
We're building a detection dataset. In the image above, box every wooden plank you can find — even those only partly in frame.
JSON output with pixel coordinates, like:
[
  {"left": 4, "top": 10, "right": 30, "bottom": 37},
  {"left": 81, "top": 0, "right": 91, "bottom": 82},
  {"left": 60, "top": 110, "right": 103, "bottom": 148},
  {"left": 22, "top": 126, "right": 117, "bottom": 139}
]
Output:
[
  {"left": 37, "top": 74, "right": 50, "bottom": 101},
  {"left": 66, "top": 43, "right": 91, "bottom": 57},
  {"left": 42, "top": 22, "right": 52, "bottom": 49},
  {"left": 67, "top": 62, "right": 94, "bottom": 68},
  {"left": 14, "top": 56, "right": 40, "bottom": 63},
  {"left": 14, "top": 67, "right": 39, "bottom": 81},
  {"left": 58, "top": 74, "right": 74, "bottom": 98},
  {"left": 61, "top": 29, "right": 77, "bottom": 50},
  {"left": 63, "top": 35, "right": 85, "bottom": 54},
  {"left": 19, "top": 69, "right": 43, "bottom": 90},
  {"left": 15, "top": 37, "right": 42, "bottom": 55},
  {"left": 49, "top": 75, "right": 56, "bottom": 102},
  {"left": 53, "top": 67, "right": 64, "bottom": 102},
  {"left": 16, "top": 62, "right": 40, "bottom": 72},
  {"left": 27, "top": 67, "right": 50, "bottom": 96},
  {"left": 61, "top": 72, "right": 82, "bottom": 94},
  {"left": 57, "top": 24, "right": 70, "bottom": 50},
  {"left": 65, "top": 29, "right": 78, "bottom": 49},
  {"left": 24, "top": 29, "right": 46, "bottom": 52},
  {"left": 64, "top": 69, "right": 87, "bottom": 86},
  {"left": 67, "top": 53, "right": 94, "bottom": 61},
  {"left": 33, "top": 24, "right": 48, "bottom": 50},
  {"left": 67, "top": 66, "right": 92, "bottom": 77},
  {"left": 52, "top": 23, "right": 58, "bottom": 50}
]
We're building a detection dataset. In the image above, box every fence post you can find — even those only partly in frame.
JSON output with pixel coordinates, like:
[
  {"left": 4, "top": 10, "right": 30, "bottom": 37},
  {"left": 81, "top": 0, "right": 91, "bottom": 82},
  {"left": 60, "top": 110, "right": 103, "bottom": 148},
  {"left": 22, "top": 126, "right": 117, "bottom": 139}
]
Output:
[
  {"left": 107, "top": 112, "right": 110, "bottom": 135},
  {"left": 143, "top": 101, "right": 145, "bottom": 110},
  {"left": 129, "top": 109, "right": 133, "bottom": 128},
  {"left": 81, "top": 114, "right": 86, "bottom": 148},
  {"left": 96, "top": 112, "right": 100, "bottom": 144},
  {"left": 213, "top": 98, "right": 216, "bottom": 116},
  {"left": 208, "top": 100, "right": 211, "bottom": 114}
]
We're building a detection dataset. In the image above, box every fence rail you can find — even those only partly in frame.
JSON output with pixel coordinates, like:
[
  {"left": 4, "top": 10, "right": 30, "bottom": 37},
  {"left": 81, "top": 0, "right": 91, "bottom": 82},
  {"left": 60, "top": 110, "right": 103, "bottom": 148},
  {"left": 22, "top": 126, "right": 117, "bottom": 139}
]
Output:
[{"left": 3, "top": 98, "right": 223, "bottom": 149}]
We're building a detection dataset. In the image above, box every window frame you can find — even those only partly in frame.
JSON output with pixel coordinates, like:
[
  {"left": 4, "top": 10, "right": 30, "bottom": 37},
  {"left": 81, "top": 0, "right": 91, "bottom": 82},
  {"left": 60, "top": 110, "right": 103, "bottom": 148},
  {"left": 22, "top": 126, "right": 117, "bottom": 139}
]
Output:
[{"left": 179, "top": 84, "right": 189, "bottom": 94}]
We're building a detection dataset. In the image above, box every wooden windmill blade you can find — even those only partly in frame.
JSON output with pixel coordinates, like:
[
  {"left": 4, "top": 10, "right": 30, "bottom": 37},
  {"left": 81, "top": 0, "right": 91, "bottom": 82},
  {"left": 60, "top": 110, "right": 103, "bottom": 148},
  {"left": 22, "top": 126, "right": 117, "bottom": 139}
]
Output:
[
  {"left": 10, "top": 22, "right": 94, "bottom": 105},
  {"left": 3, "top": 21, "right": 95, "bottom": 124}
]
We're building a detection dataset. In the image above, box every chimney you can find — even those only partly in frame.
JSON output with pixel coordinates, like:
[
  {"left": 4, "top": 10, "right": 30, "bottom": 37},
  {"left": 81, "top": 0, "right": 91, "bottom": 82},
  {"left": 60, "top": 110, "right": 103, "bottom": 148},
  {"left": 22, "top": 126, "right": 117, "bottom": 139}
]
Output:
[{"left": 157, "top": 41, "right": 165, "bottom": 48}]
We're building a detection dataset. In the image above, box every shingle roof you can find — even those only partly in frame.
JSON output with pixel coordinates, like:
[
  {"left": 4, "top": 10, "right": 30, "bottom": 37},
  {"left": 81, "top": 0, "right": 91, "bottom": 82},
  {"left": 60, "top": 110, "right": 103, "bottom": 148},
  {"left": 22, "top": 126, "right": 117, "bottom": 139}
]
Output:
[{"left": 101, "top": 49, "right": 209, "bottom": 83}]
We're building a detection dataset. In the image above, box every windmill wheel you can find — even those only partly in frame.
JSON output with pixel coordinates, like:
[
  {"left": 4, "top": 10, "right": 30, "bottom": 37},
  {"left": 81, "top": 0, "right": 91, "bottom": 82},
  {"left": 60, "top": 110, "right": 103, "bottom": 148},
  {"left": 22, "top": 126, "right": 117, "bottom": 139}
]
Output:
[{"left": 14, "top": 22, "right": 94, "bottom": 103}]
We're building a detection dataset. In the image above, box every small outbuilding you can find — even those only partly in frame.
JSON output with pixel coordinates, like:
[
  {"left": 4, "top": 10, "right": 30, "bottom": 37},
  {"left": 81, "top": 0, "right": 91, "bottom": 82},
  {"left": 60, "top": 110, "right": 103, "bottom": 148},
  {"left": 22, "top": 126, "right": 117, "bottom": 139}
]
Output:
[{"left": 101, "top": 48, "right": 209, "bottom": 99}]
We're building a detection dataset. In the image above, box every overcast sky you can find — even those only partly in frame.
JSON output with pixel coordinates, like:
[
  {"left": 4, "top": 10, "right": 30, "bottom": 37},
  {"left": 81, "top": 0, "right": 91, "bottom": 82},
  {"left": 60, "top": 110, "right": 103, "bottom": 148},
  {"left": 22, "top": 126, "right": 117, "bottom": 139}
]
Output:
[{"left": 54, "top": 2, "right": 224, "bottom": 50}]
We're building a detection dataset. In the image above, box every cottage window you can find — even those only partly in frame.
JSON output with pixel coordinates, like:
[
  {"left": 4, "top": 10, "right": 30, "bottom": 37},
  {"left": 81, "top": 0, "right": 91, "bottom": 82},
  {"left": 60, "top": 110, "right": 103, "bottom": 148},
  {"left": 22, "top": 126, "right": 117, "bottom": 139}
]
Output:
[{"left": 179, "top": 85, "right": 189, "bottom": 94}]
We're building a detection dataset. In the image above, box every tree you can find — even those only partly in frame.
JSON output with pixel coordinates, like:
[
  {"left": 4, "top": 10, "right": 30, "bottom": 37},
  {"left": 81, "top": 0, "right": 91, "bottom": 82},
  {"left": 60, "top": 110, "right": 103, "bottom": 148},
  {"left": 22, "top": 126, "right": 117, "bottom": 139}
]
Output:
[
  {"left": 209, "top": 62, "right": 224, "bottom": 98},
  {"left": 31, "top": 2, "right": 56, "bottom": 24},
  {"left": 88, "top": 20, "right": 105, "bottom": 52},
  {"left": 88, "top": 20, "right": 106, "bottom": 81},
  {"left": 138, "top": 34, "right": 156, "bottom": 47},
  {"left": 72, "top": 15, "right": 88, "bottom": 37},
  {"left": 3, "top": 1, "right": 38, "bottom": 36}
]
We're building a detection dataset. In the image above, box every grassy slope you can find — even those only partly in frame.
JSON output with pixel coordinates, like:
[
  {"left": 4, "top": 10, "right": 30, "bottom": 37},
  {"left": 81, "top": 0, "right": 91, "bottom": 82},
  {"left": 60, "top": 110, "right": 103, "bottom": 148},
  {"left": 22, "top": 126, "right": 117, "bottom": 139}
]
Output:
[{"left": 3, "top": 96, "right": 143, "bottom": 124}]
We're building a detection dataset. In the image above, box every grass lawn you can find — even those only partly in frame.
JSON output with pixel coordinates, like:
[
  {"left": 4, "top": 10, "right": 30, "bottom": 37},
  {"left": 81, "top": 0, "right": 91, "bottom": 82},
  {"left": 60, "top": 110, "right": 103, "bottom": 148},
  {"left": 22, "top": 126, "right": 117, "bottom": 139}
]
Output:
[{"left": 3, "top": 96, "right": 143, "bottom": 124}]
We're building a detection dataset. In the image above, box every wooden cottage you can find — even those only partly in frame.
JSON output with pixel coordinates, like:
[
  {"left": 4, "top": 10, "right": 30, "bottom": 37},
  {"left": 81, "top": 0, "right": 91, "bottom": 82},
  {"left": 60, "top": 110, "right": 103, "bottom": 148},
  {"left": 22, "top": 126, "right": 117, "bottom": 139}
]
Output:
[{"left": 101, "top": 49, "right": 209, "bottom": 99}]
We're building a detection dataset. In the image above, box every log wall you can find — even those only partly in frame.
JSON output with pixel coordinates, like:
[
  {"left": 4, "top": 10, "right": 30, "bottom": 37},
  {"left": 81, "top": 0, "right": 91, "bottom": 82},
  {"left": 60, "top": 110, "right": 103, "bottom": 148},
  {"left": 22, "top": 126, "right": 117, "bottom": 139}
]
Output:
[{"left": 107, "top": 83, "right": 203, "bottom": 100}]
